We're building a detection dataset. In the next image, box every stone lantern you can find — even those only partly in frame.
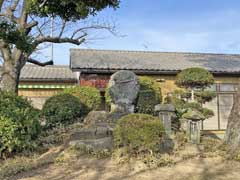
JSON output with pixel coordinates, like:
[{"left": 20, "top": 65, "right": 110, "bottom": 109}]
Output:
[{"left": 181, "top": 109, "right": 205, "bottom": 144}]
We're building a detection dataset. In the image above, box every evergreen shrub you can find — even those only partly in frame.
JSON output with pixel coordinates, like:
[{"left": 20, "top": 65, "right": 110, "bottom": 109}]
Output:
[
  {"left": 42, "top": 94, "right": 82, "bottom": 128},
  {"left": 0, "top": 92, "right": 40, "bottom": 157}
]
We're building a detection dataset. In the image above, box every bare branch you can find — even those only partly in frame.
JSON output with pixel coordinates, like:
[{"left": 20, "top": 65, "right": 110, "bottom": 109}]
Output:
[
  {"left": 26, "top": 21, "right": 38, "bottom": 29},
  {"left": 59, "top": 20, "right": 67, "bottom": 38},
  {"left": 33, "top": 35, "right": 87, "bottom": 47},
  {"left": 27, "top": 58, "right": 53, "bottom": 66},
  {"left": 10, "top": 0, "right": 20, "bottom": 11},
  {"left": 31, "top": 17, "right": 51, "bottom": 38},
  {"left": 19, "top": 0, "right": 28, "bottom": 27},
  {"left": 71, "top": 24, "right": 116, "bottom": 39},
  {"left": 25, "top": 21, "right": 38, "bottom": 35},
  {"left": 0, "top": 0, "right": 20, "bottom": 22},
  {"left": 75, "top": 32, "right": 88, "bottom": 41}
]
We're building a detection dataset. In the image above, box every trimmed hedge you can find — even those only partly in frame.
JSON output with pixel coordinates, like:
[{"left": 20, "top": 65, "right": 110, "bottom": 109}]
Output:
[
  {"left": 63, "top": 86, "right": 101, "bottom": 115},
  {"left": 135, "top": 76, "right": 162, "bottom": 115},
  {"left": 114, "top": 114, "right": 165, "bottom": 155},
  {"left": 176, "top": 67, "right": 214, "bottom": 89},
  {"left": 42, "top": 94, "right": 82, "bottom": 128},
  {"left": 195, "top": 90, "right": 216, "bottom": 104},
  {"left": 0, "top": 92, "right": 40, "bottom": 157},
  {"left": 165, "top": 90, "right": 214, "bottom": 120}
]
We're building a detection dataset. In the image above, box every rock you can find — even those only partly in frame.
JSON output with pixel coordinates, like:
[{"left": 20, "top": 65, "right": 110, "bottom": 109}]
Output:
[
  {"left": 83, "top": 110, "right": 128, "bottom": 128},
  {"left": 182, "top": 109, "right": 205, "bottom": 121},
  {"left": 69, "top": 137, "right": 113, "bottom": 150},
  {"left": 106, "top": 109, "right": 129, "bottom": 123},
  {"left": 108, "top": 70, "right": 140, "bottom": 113},
  {"left": 83, "top": 111, "right": 109, "bottom": 127}
]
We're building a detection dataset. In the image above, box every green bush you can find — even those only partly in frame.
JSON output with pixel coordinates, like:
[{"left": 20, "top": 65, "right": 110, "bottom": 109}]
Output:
[
  {"left": 165, "top": 90, "right": 215, "bottom": 121},
  {"left": 114, "top": 114, "right": 165, "bottom": 155},
  {"left": 42, "top": 94, "right": 82, "bottom": 128},
  {"left": 63, "top": 86, "right": 101, "bottom": 114},
  {"left": 195, "top": 90, "right": 216, "bottom": 104},
  {"left": 176, "top": 67, "right": 214, "bottom": 89},
  {"left": 202, "top": 108, "right": 214, "bottom": 119},
  {"left": 0, "top": 92, "right": 40, "bottom": 157},
  {"left": 136, "top": 77, "right": 162, "bottom": 114}
]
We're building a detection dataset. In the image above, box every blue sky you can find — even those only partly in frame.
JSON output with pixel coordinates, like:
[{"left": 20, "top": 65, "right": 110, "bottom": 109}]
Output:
[{"left": 42, "top": 0, "right": 240, "bottom": 64}]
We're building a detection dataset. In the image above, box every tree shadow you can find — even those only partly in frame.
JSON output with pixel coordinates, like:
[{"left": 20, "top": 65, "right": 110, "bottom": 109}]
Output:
[{"left": 10, "top": 140, "right": 240, "bottom": 180}]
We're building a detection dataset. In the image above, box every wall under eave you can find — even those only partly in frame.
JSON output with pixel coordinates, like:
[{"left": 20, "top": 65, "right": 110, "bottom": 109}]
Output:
[{"left": 18, "top": 81, "right": 77, "bottom": 109}]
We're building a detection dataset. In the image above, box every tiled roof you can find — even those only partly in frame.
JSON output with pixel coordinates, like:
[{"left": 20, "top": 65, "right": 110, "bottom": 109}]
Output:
[
  {"left": 0, "top": 64, "right": 78, "bottom": 82},
  {"left": 70, "top": 49, "right": 240, "bottom": 74}
]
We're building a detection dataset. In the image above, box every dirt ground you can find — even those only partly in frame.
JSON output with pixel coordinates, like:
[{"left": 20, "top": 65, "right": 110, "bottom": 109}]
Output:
[{"left": 12, "top": 155, "right": 240, "bottom": 180}]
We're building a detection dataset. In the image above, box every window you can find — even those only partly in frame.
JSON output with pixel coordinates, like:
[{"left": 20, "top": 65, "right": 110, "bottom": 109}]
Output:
[{"left": 219, "top": 83, "right": 238, "bottom": 92}]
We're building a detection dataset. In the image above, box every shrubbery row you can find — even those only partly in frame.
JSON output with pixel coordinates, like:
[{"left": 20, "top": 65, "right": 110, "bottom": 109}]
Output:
[{"left": 0, "top": 86, "right": 102, "bottom": 157}]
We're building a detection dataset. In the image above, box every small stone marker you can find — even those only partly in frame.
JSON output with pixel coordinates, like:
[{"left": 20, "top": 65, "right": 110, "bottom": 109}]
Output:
[
  {"left": 154, "top": 104, "right": 176, "bottom": 135},
  {"left": 182, "top": 109, "right": 204, "bottom": 144},
  {"left": 108, "top": 70, "right": 140, "bottom": 113}
]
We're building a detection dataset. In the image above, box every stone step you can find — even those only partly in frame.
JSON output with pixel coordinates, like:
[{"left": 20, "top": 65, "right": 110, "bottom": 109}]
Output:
[
  {"left": 70, "top": 126, "right": 112, "bottom": 140},
  {"left": 69, "top": 137, "right": 113, "bottom": 150}
]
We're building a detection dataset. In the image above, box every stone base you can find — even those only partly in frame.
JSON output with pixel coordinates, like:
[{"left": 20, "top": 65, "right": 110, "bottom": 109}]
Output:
[
  {"left": 70, "top": 126, "right": 112, "bottom": 140},
  {"left": 69, "top": 137, "right": 113, "bottom": 150}
]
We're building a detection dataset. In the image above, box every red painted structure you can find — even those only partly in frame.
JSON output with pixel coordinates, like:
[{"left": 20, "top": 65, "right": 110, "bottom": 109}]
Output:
[{"left": 80, "top": 74, "right": 110, "bottom": 90}]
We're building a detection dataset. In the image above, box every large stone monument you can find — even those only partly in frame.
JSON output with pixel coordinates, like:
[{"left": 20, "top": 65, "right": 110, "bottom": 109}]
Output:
[
  {"left": 108, "top": 70, "right": 140, "bottom": 113},
  {"left": 68, "top": 70, "right": 140, "bottom": 152}
]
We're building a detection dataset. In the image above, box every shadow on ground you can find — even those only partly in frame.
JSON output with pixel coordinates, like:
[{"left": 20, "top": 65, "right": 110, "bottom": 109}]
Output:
[{"left": 13, "top": 146, "right": 240, "bottom": 180}]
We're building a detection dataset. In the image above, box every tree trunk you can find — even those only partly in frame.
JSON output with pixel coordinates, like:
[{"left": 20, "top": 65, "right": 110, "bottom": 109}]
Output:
[
  {"left": 224, "top": 91, "right": 240, "bottom": 153},
  {"left": 0, "top": 60, "right": 20, "bottom": 93}
]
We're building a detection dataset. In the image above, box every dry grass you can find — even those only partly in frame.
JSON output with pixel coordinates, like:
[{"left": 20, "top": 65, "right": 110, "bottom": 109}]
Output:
[
  {"left": 11, "top": 154, "right": 240, "bottom": 180},
  {"left": 3, "top": 124, "right": 240, "bottom": 180}
]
